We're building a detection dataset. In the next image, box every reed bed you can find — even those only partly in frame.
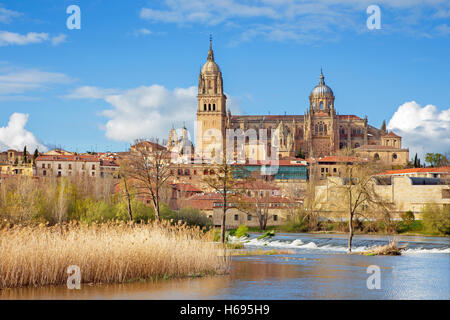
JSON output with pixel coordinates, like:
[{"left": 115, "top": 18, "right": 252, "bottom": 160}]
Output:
[{"left": 0, "top": 221, "right": 229, "bottom": 289}]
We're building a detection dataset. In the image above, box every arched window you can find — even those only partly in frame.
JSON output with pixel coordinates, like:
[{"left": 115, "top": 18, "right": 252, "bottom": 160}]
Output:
[
  {"left": 315, "top": 125, "right": 318, "bottom": 134},
  {"left": 208, "top": 104, "right": 211, "bottom": 111},
  {"left": 354, "top": 143, "right": 360, "bottom": 148},
  {"left": 204, "top": 104, "right": 207, "bottom": 111},
  {"left": 213, "top": 104, "right": 216, "bottom": 111},
  {"left": 319, "top": 123, "right": 323, "bottom": 133},
  {"left": 340, "top": 127, "right": 345, "bottom": 135},
  {"left": 320, "top": 101, "right": 324, "bottom": 110},
  {"left": 324, "top": 124, "right": 327, "bottom": 135},
  {"left": 392, "top": 153, "right": 398, "bottom": 160},
  {"left": 374, "top": 153, "right": 380, "bottom": 160}
]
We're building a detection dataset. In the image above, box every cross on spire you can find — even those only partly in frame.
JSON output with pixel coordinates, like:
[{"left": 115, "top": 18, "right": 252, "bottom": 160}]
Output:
[{"left": 207, "top": 34, "right": 214, "bottom": 61}]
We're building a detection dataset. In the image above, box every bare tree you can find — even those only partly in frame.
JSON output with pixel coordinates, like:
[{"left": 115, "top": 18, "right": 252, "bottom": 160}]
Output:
[
  {"left": 203, "top": 161, "right": 242, "bottom": 243},
  {"left": 121, "top": 138, "right": 173, "bottom": 221},
  {"left": 326, "top": 158, "right": 393, "bottom": 252}
]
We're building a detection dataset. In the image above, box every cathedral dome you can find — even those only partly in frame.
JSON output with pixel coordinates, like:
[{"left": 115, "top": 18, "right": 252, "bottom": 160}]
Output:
[
  {"left": 310, "top": 70, "right": 334, "bottom": 97},
  {"left": 201, "top": 60, "right": 220, "bottom": 73}
]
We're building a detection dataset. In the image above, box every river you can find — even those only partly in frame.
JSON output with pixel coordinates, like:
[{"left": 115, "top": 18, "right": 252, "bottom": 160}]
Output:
[{"left": 1, "top": 233, "right": 449, "bottom": 299}]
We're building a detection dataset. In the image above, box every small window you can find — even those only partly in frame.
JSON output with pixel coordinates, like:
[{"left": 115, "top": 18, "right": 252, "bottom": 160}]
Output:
[
  {"left": 58, "top": 164, "right": 62, "bottom": 169},
  {"left": 91, "top": 172, "right": 95, "bottom": 177},
  {"left": 234, "top": 214, "right": 239, "bottom": 221},
  {"left": 43, "top": 170, "right": 46, "bottom": 176},
  {"left": 374, "top": 153, "right": 380, "bottom": 160},
  {"left": 213, "top": 104, "right": 216, "bottom": 111},
  {"left": 247, "top": 214, "right": 251, "bottom": 221},
  {"left": 204, "top": 104, "right": 206, "bottom": 111},
  {"left": 333, "top": 168, "right": 337, "bottom": 173},
  {"left": 42, "top": 164, "right": 45, "bottom": 169},
  {"left": 47, "top": 164, "right": 51, "bottom": 169},
  {"left": 68, "top": 164, "right": 72, "bottom": 170},
  {"left": 57, "top": 171, "right": 61, "bottom": 177},
  {"left": 92, "top": 164, "right": 96, "bottom": 170},
  {"left": 273, "top": 215, "right": 278, "bottom": 221},
  {"left": 392, "top": 153, "right": 398, "bottom": 160}
]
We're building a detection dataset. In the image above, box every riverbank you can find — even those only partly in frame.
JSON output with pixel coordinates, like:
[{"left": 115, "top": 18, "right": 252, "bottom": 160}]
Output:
[
  {"left": 233, "top": 220, "right": 449, "bottom": 238},
  {"left": 0, "top": 221, "right": 228, "bottom": 289}
]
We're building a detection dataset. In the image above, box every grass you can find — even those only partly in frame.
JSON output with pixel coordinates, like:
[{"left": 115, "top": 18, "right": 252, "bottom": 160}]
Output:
[{"left": 0, "top": 220, "right": 229, "bottom": 289}]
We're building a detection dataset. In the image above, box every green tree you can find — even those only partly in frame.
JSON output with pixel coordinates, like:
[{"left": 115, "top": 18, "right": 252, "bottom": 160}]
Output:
[
  {"left": 425, "top": 153, "right": 445, "bottom": 167},
  {"left": 33, "top": 149, "right": 39, "bottom": 164},
  {"left": 23, "top": 146, "right": 27, "bottom": 164},
  {"left": 296, "top": 148, "right": 305, "bottom": 159}
]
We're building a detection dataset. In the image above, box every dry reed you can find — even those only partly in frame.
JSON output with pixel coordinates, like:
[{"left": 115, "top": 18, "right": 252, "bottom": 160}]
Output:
[{"left": 0, "top": 221, "right": 229, "bottom": 288}]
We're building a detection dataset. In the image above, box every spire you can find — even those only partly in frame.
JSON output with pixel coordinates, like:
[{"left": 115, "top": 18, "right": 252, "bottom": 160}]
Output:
[
  {"left": 207, "top": 34, "right": 214, "bottom": 61},
  {"left": 319, "top": 68, "right": 325, "bottom": 85}
]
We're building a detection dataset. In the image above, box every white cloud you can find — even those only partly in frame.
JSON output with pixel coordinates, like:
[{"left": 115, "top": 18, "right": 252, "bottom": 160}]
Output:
[
  {"left": 133, "top": 28, "right": 152, "bottom": 36},
  {"left": 0, "top": 31, "right": 49, "bottom": 46},
  {"left": 0, "top": 6, "right": 22, "bottom": 24},
  {"left": 67, "top": 83, "right": 242, "bottom": 143},
  {"left": 387, "top": 101, "right": 450, "bottom": 160},
  {"left": 0, "top": 67, "right": 72, "bottom": 96},
  {"left": 0, "top": 113, "right": 47, "bottom": 152},
  {"left": 140, "top": 0, "right": 450, "bottom": 43},
  {"left": 64, "top": 86, "right": 118, "bottom": 99},
  {"left": 100, "top": 85, "right": 198, "bottom": 142},
  {"left": 51, "top": 34, "right": 67, "bottom": 46}
]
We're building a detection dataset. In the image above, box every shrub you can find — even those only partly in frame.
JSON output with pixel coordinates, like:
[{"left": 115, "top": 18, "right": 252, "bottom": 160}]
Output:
[
  {"left": 235, "top": 225, "right": 249, "bottom": 238},
  {"left": 400, "top": 211, "right": 415, "bottom": 224},
  {"left": 421, "top": 204, "right": 450, "bottom": 235}
]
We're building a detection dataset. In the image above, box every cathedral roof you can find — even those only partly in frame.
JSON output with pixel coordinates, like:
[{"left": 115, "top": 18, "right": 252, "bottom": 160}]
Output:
[{"left": 310, "top": 70, "right": 334, "bottom": 97}]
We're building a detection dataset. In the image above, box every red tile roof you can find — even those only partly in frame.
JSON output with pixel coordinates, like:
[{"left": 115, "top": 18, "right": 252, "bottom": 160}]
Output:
[
  {"left": 378, "top": 167, "right": 450, "bottom": 175},
  {"left": 171, "top": 183, "right": 202, "bottom": 193},
  {"left": 36, "top": 155, "right": 99, "bottom": 162},
  {"left": 307, "top": 156, "right": 366, "bottom": 163},
  {"left": 382, "top": 131, "right": 400, "bottom": 138}
]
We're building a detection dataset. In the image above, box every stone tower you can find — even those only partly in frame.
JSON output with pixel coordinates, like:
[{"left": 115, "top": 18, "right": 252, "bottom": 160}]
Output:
[
  {"left": 305, "top": 70, "right": 339, "bottom": 157},
  {"left": 196, "top": 37, "right": 227, "bottom": 159}
]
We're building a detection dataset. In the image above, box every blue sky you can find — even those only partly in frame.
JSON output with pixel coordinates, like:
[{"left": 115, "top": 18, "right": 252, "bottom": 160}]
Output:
[{"left": 0, "top": 0, "right": 449, "bottom": 159}]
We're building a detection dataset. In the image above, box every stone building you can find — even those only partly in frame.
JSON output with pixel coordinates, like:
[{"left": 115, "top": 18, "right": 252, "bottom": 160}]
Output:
[
  {"left": 316, "top": 175, "right": 450, "bottom": 219},
  {"left": 189, "top": 39, "right": 409, "bottom": 165}
]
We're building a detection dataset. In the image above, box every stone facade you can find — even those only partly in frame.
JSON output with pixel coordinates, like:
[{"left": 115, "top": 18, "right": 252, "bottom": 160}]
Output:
[{"left": 184, "top": 40, "right": 409, "bottom": 166}]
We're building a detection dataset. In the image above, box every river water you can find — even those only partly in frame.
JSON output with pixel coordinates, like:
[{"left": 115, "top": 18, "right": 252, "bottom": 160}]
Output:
[{"left": 1, "top": 233, "right": 449, "bottom": 300}]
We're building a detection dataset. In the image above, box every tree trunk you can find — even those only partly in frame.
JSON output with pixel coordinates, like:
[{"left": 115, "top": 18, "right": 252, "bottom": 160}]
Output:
[
  {"left": 221, "top": 206, "right": 226, "bottom": 244},
  {"left": 154, "top": 198, "right": 160, "bottom": 222},
  {"left": 348, "top": 211, "right": 354, "bottom": 253},
  {"left": 123, "top": 178, "right": 133, "bottom": 221}
]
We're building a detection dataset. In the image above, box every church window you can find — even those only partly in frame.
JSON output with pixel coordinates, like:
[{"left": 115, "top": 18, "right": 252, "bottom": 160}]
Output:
[
  {"left": 213, "top": 104, "right": 216, "bottom": 111},
  {"left": 319, "top": 123, "right": 323, "bottom": 133},
  {"left": 392, "top": 153, "right": 398, "bottom": 160},
  {"left": 324, "top": 124, "right": 327, "bottom": 135},
  {"left": 204, "top": 104, "right": 206, "bottom": 111},
  {"left": 208, "top": 104, "right": 211, "bottom": 111},
  {"left": 340, "top": 127, "right": 345, "bottom": 135},
  {"left": 374, "top": 153, "right": 380, "bottom": 160},
  {"left": 320, "top": 101, "right": 324, "bottom": 110},
  {"left": 354, "top": 143, "right": 360, "bottom": 148},
  {"left": 315, "top": 125, "right": 318, "bottom": 134}
]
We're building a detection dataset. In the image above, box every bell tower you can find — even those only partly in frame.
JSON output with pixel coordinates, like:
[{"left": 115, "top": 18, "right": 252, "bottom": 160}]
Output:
[{"left": 196, "top": 36, "right": 227, "bottom": 159}]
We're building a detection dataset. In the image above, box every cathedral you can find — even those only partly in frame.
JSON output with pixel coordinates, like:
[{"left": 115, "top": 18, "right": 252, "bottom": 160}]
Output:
[{"left": 169, "top": 39, "right": 409, "bottom": 166}]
